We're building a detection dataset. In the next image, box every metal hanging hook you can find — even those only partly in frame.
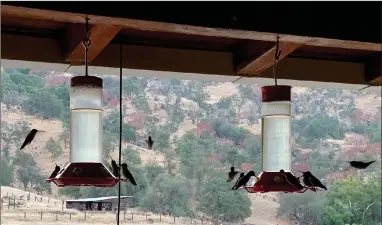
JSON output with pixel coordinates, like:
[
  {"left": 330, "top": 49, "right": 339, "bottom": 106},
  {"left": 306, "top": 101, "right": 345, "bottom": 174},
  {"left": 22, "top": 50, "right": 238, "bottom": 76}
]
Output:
[
  {"left": 273, "top": 35, "right": 281, "bottom": 86},
  {"left": 82, "top": 17, "right": 91, "bottom": 76}
]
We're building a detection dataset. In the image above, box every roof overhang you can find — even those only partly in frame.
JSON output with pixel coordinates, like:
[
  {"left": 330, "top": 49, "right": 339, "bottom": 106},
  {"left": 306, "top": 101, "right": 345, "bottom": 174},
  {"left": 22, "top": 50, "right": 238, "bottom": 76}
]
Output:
[{"left": 1, "top": 2, "right": 381, "bottom": 88}]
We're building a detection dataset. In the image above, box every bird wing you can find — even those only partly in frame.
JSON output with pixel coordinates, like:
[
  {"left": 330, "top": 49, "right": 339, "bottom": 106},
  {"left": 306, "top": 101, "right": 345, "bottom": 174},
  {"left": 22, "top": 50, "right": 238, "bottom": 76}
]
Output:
[
  {"left": 20, "top": 133, "right": 32, "bottom": 149},
  {"left": 125, "top": 169, "right": 137, "bottom": 186}
]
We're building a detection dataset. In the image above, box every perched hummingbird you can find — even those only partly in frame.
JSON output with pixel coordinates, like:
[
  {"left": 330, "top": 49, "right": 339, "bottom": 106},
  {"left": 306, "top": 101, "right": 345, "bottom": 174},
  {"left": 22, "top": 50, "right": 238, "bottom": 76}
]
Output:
[
  {"left": 232, "top": 171, "right": 257, "bottom": 190},
  {"left": 280, "top": 170, "right": 303, "bottom": 189},
  {"left": 145, "top": 136, "right": 154, "bottom": 150},
  {"left": 121, "top": 163, "right": 137, "bottom": 186},
  {"left": 48, "top": 164, "right": 60, "bottom": 179},
  {"left": 109, "top": 156, "right": 120, "bottom": 178},
  {"left": 231, "top": 172, "right": 244, "bottom": 189},
  {"left": 347, "top": 160, "right": 376, "bottom": 169},
  {"left": 301, "top": 171, "right": 327, "bottom": 190},
  {"left": 227, "top": 166, "right": 240, "bottom": 182},
  {"left": 20, "top": 129, "right": 44, "bottom": 150}
]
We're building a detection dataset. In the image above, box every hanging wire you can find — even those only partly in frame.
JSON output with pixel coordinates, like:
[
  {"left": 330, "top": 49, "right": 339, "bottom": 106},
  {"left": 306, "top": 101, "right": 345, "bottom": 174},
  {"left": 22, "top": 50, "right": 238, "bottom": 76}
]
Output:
[
  {"left": 116, "top": 43, "right": 123, "bottom": 225},
  {"left": 272, "top": 35, "right": 282, "bottom": 86},
  {"left": 82, "top": 17, "right": 92, "bottom": 76}
]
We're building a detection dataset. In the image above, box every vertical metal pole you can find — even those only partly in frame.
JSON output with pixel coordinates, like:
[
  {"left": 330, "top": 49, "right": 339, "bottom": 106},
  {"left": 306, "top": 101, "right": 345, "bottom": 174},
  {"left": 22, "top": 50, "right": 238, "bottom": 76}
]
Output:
[{"left": 116, "top": 43, "right": 123, "bottom": 225}]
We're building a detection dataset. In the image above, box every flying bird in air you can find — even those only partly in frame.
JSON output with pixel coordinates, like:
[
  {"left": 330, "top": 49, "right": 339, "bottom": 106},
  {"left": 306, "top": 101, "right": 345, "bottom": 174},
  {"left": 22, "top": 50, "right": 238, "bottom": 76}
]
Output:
[
  {"left": 20, "top": 129, "right": 44, "bottom": 150},
  {"left": 227, "top": 166, "right": 240, "bottom": 182},
  {"left": 146, "top": 136, "right": 154, "bottom": 150},
  {"left": 232, "top": 171, "right": 257, "bottom": 190},
  {"left": 109, "top": 156, "right": 120, "bottom": 178},
  {"left": 121, "top": 163, "right": 137, "bottom": 186},
  {"left": 300, "top": 171, "right": 327, "bottom": 190},
  {"left": 48, "top": 164, "right": 60, "bottom": 180},
  {"left": 347, "top": 160, "right": 376, "bottom": 169}
]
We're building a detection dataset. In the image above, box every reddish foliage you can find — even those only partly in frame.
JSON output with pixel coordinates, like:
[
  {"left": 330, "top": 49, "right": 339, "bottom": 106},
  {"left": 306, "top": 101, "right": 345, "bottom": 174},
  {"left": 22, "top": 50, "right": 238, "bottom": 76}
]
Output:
[
  {"left": 239, "top": 163, "right": 253, "bottom": 171},
  {"left": 351, "top": 108, "right": 374, "bottom": 123},
  {"left": 194, "top": 123, "right": 216, "bottom": 137},
  {"left": 126, "top": 110, "right": 146, "bottom": 130},
  {"left": 208, "top": 154, "right": 221, "bottom": 163},
  {"left": 108, "top": 97, "right": 119, "bottom": 108},
  {"left": 253, "top": 86, "right": 262, "bottom": 97}
]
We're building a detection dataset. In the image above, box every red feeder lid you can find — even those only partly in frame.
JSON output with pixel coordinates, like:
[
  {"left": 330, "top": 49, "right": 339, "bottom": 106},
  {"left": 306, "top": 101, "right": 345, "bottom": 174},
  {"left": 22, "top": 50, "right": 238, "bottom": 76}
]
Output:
[
  {"left": 240, "top": 171, "right": 317, "bottom": 193},
  {"left": 46, "top": 162, "right": 123, "bottom": 187},
  {"left": 261, "top": 85, "right": 291, "bottom": 102}
]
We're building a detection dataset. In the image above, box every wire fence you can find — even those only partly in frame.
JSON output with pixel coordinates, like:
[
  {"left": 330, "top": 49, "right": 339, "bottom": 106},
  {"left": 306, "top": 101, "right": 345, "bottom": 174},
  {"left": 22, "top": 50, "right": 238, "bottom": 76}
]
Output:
[{"left": 1, "top": 192, "right": 211, "bottom": 224}]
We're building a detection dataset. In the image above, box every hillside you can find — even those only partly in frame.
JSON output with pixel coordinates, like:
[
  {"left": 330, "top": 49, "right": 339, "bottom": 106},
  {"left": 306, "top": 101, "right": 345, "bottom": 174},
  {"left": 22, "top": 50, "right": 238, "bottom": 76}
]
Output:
[{"left": 1, "top": 68, "right": 381, "bottom": 225}]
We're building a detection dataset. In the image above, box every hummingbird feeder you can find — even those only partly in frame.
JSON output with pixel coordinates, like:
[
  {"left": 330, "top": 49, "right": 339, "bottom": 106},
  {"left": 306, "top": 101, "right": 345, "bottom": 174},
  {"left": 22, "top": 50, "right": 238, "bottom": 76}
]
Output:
[
  {"left": 46, "top": 17, "right": 122, "bottom": 187},
  {"left": 46, "top": 76, "right": 122, "bottom": 187},
  {"left": 241, "top": 85, "right": 315, "bottom": 193}
]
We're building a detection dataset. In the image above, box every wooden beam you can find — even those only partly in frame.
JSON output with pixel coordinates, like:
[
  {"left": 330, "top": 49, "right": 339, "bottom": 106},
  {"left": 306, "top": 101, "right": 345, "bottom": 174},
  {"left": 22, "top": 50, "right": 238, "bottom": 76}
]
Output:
[
  {"left": 365, "top": 54, "right": 382, "bottom": 85},
  {"left": 237, "top": 42, "right": 301, "bottom": 74},
  {"left": 2, "top": 5, "right": 381, "bottom": 52},
  {"left": 1, "top": 33, "right": 372, "bottom": 86},
  {"left": 63, "top": 23, "right": 121, "bottom": 63}
]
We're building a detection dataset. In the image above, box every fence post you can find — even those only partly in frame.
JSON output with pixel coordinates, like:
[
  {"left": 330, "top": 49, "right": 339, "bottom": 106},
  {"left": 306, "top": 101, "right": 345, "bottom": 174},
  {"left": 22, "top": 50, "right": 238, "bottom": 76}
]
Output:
[
  {"left": 62, "top": 200, "right": 64, "bottom": 211},
  {"left": 69, "top": 213, "right": 72, "bottom": 220},
  {"left": 160, "top": 214, "right": 161, "bottom": 222},
  {"left": 146, "top": 213, "right": 147, "bottom": 221},
  {"left": 202, "top": 216, "right": 204, "bottom": 224},
  {"left": 24, "top": 211, "right": 26, "bottom": 220},
  {"left": 40, "top": 197, "right": 42, "bottom": 202},
  {"left": 13, "top": 198, "right": 16, "bottom": 209},
  {"left": 173, "top": 216, "right": 175, "bottom": 224},
  {"left": 84, "top": 212, "right": 86, "bottom": 221},
  {"left": 123, "top": 211, "right": 126, "bottom": 221},
  {"left": 8, "top": 198, "right": 10, "bottom": 209},
  {"left": 131, "top": 212, "right": 133, "bottom": 221},
  {"left": 40, "top": 211, "right": 43, "bottom": 220},
  {"left": 48, "top": 197, "right": 50, "bottom": 203},
  {"left": 56, "top": 213, "right": 58, "bottom": 221}
]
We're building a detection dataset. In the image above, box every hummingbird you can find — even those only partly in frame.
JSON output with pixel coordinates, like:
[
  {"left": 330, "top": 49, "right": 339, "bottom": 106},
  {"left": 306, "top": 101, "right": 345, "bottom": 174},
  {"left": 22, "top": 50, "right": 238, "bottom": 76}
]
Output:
[
  {"left": 145, "top": 136, "right": 154, "bottom": 150},
  {"left": 109, "top": 156, "right": 120, "bottom": 178},
  {"left": 279, "top": 170, "right": 303, "bottom": 189},
  {"left": 347, "top": 160, "right": 376, "bottom": 169},
  {"left": 20, "top": 129, "right": 44, "bottom": 150},
  {"left": 231, "top": 172, "right": 244, "bottom": 189},
  {"left": 227, "top": 166, "right": 240, "bottom": 182},
  {"left": 232, "top": 171, "right": 257, "bottom": 190},
  {"left": 300, "top": 171, "right": 327, "bottom": 190},
  {"left": 48, "top": 164, "right": 60, "bottom": 180},
  {"left": 121, "top": 163, "right": 137, "bottom": 186}
]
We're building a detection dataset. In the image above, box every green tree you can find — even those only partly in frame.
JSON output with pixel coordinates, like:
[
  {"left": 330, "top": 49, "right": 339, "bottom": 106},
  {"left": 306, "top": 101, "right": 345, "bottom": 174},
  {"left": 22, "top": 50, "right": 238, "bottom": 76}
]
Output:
[
  {"left": 139, "top": 174, "right": 194, "bottom": 217},
  {"left": 45, "top": 137, "right": 63, "bottom": 159},
  {"left": 23, "top": 91, "right": 64, "bottom": 119},
  {"left": 0, "top": 157, "right": 14, "bottom": 186},
  {"left": 199, "top": 173, "right": 251, "bottom": 223},
  {"left": 123, "top": 146, "right": 142, "bottom": 165}
]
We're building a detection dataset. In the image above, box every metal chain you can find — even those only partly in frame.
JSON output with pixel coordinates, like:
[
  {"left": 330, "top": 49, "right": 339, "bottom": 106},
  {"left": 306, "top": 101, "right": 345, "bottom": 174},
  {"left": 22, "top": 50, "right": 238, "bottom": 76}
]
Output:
[{"left": 82, "top": 17, "right": 92, "bottom": 76}]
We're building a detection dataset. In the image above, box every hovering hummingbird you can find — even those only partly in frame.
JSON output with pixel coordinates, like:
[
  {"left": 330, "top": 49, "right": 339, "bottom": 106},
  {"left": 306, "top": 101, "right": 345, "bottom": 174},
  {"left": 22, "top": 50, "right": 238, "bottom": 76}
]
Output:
[
  {"left": 48, "top": 164, "right": 60, "bottom": 180},
  {"left": 145, "top": 136, "right": 154, "bottom": 150},
  {"left": 121, "top": 163, "right": 137, "bottom": 186},
  {"left": 300, "top": 171, "right": 327, "bottom": 190},
  {"left": 20, "top": 129, "right": 44, "bottom": 150},
  {"left": 279, "top": 169, "right": 303, "bottom": 189},
  {"left": 109, "top": 156, "right": 120, "bottom": 178},
  {"left": 232, "top": 171, "right": 257, "bottom": 190},
  {"left": 347, "top": 160, "right": 376, "bottom": 169},
  {"left": 227, "top": 166, "right": 240, "bottom": 182}
]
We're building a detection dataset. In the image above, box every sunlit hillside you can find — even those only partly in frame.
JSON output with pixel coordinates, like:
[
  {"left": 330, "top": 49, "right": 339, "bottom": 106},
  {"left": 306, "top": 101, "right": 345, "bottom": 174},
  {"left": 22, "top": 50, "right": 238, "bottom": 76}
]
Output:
[{"left": 1, "top": 68, "right": 381, "bottom": 225}]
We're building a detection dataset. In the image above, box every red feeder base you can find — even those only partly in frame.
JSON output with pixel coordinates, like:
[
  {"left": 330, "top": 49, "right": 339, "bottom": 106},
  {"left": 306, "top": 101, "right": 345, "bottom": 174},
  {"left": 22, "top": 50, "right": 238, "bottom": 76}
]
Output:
[
  {"left": 240, "top": 171, "right": 317, "bottom": 193},
  {"left": 46, "top": 162, "right": 124, "bottom": 187}
]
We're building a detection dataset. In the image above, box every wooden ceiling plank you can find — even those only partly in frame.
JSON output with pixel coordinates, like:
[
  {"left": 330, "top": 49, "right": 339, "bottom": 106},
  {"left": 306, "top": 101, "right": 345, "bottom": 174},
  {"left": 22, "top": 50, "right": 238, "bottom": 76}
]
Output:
[
  {"left": 365, "top": 54, "right": 382, "bottom": 85},
  {"left": 2, "top": 33, "right": 372, "bottom": 86},
  {"left": 237, "top": 42, "right": 301, "bottom": 74},
  {"left": 64, "top": 24, "right": 121, "bottom": 63},
  {"left": 1, "top": 5, "right": 381, "bottom": 52}
]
